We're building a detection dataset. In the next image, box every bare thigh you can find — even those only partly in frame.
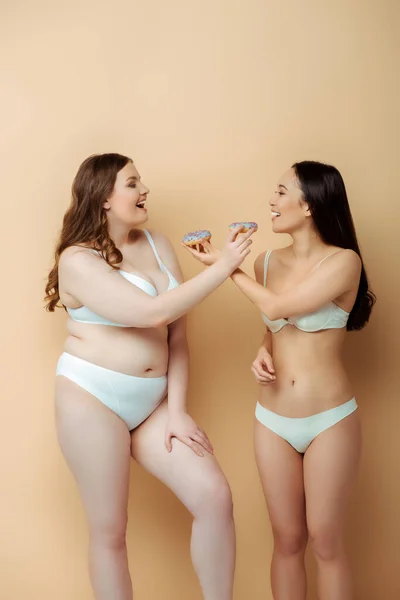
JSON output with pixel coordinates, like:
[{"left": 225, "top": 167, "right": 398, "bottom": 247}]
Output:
[
  {"left": 131, "top": 401, "right": 232, "bottom": 514},
  {"left": 55, "top": 376, "right": 132, "bottom": 536},
  {"left": 254, "top": 420, "right": 308, "bottom": 550},
  {"left": 304, "top": 410, "right": 362, "bottom": 553}
]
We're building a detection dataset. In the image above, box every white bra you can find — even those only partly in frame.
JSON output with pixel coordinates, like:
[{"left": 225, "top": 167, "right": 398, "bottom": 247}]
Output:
[
  {"left": 67, "top": 230, "right": 179, "bottom": 327},
  {"left": 261, "top": 250, "right": 350, "bottom": 333}
]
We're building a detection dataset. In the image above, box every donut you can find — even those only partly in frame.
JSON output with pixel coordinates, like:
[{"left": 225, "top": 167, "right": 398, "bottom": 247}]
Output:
[
  {"left": 182, "top": 229, "right": 212, "bottom": 247},
  {"left": 228, "top": 221, "right": 258, "bottom": 232}
]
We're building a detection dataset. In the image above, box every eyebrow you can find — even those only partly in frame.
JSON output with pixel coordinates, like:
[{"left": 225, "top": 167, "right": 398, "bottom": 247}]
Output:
[
  {"left": 126, "top": 176, "right": 138, "bottom": 182},
  {"left": 278, "top": 184, "right": 288, "bottom": 190}
]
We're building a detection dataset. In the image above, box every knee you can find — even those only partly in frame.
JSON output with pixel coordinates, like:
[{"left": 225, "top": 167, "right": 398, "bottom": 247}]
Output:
[
  {"left": 192, "top": 476, "right": 233, "bottom": 521},
  {"left": 273, "top": 528, "right": 308, "bottom": 557},
  {"left": 214, "top": 479, "right": 234, "bottom": 519},
  {"left": 89, "top": 516, "right": 128, "bottom": 551},
  {"left": 309, "top": 527, "right": 343, "bottom": 561}
]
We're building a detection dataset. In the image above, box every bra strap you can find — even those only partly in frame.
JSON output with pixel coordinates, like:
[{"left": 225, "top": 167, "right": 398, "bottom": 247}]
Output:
[
  {"left": 143, "top": 230, "right": 168, "bottom": 274},
  {"left": 263, "top": 250, "right": 272, "bottom": 287},
  {"left": 315, "top": 250, "right": 342, "bottom": 270}
]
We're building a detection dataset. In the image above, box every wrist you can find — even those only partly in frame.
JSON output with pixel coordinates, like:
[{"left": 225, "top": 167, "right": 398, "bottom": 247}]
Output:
[
  {"left": 168, "top": 406, "right": 187, "bottom": 417},
  {"left": 214, "top": 258, "right": 234, "bottom": 278},
  {"left": 230, "top": 268, "right": 242, "bottom": 279},
  {"left": 261, "top": 346, "right": 272, "bottom": 356}
]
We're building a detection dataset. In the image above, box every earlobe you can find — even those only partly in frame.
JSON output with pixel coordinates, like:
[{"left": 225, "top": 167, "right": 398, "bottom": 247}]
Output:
[{"left": 103, "top": 201, "right": 110, "bottom": 211}]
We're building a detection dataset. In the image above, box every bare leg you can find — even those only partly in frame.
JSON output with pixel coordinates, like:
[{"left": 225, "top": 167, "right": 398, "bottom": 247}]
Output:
[
  {"left": 131, "top": 401, "right": 235, "bottom": 600},
  {"left": 55, "top": 377, "right": 133, "bottom": 600},
  {"left": 304, "top": 411, "right": 361, "bottom": 600},
  {"left": 254, "top": 420, "right": 308, "bottom": 600}
]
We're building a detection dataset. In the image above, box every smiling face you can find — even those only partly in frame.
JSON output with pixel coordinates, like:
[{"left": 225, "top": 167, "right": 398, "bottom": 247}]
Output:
[
  {"left": 103, "top": 162, "right": 150, "bottom": 227},
  {"left": 269, "top": 168, "right": 311, "bottom": 234}
]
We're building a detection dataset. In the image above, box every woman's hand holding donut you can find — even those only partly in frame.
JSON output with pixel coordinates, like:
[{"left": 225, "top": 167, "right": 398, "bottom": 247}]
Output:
[
  {"left": 220, "top": 227, "right": 255, "bottom": 270},
  {"left": 184, "top": 238, "right": 221, "bottom": 266},
  {"left": 183, "top": 225, "right": 256, "bottom": 271}
]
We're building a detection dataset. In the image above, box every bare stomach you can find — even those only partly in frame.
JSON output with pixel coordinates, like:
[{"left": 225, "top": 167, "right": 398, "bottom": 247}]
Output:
[
  {"left": 63, "top": 318, "right": 169, "bottom": 377},
  {"left": 259, "top": 327, "right": 354, "bottom": 417}
]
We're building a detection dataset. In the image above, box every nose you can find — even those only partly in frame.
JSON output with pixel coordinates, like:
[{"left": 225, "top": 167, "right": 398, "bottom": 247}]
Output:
[
  {"left": 269, "top": 193, "right": 277, "bottom": 207},
  {"left": 140, "top": 182, "right": 150, "bottom": 195}
]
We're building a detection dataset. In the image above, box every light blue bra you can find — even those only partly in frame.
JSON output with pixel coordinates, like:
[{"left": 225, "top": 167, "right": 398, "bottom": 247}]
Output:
[
  {"left": 261, "top": 250, "right": 350, "bottom": 333},
  {"left": 67, "top": 230, "right": 179, "bottom": 327}
]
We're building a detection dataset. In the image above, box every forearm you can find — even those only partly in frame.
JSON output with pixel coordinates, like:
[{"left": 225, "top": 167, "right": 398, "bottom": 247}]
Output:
[
  {"left": 167, "top": 332, "right": 190, "bottom": 414},
  {"left": 230, "top": 268, "right": 279, "bottom": 320},
  {"left": 154, "top": 260, "right": 232, "bottom": 327},
  {"left": 261, "top": 328, "right": 273, "bottom": 354}
]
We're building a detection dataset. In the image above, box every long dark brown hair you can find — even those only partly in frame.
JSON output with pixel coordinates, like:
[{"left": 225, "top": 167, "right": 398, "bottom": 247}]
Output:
[
  {"left": 44, "top": 153, "right": 132, "bottom": 312},
  {"left": 292, "top": 160, "right": 376, "bottom": 331}
]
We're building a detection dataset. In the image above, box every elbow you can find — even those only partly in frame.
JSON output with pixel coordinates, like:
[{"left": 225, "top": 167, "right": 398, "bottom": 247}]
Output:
[
  {"left": 140, "top": 314, "right": 170, "bottom": 329},
  {"left": 152, "top": 315, "right": 170, "bottom": 328},
  {"left": 147, "top": 306, "right": 171, "bottom": 329},
  {"left": 124, "top": 308, "right": 169, "bottom": 329},
  {"left": 125, "top": 298, "right": 178, "bottom": 329},
  {"left": 149, "top": 298, "right": 183, "bottom": 328},
  {"left": 260, "top": 302, "right": 281, "bottom": 322}
]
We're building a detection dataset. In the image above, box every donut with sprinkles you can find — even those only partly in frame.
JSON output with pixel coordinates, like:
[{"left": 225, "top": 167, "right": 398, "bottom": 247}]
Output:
[
  {"left": 228, "top": 221, "right": 258, "bottom": 232},
  {"left": 182, "top": 230, "right": 212, "bottom": 247}
]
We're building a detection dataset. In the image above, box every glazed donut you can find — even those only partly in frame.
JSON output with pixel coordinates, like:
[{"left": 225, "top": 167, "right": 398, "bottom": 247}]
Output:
[
  {"left": 228, "top": 221, "right": 258, "bottom": 232},
  {"left": 182, "top": 229, "right": 212, "bottom": 247}
]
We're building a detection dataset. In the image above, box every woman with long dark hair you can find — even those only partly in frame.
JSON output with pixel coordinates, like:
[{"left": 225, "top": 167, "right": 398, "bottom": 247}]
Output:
[
  {"left": 186, "top": 161, "right": 375, "bottom": 600},
  {"left": 45, "top": 153, "right": 254, "bottom": 600}
]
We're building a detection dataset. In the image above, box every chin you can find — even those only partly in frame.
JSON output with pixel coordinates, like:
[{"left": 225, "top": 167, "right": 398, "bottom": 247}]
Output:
[
  {"left": 272, "top": 221, "right": 285, "bottom": 234},
  {"left": 131, "top": 212, "right": 149, "bottom": 227},
  {"left": 272, "top": 219, "right": 295, "bottom": 235}
]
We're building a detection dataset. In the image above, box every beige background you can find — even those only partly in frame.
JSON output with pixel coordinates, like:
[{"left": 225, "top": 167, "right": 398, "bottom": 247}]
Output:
[{"left": 1, "top": 0, "right": 399, "bottom": 598}]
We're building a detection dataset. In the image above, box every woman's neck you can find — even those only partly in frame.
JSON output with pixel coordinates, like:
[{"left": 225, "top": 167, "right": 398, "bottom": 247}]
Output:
[
  {"left": 290, "top": 229, "right": 327, "bottom": 261},
  {"left": 107, "top": 221, "right": 132, "bottom": 249}
]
